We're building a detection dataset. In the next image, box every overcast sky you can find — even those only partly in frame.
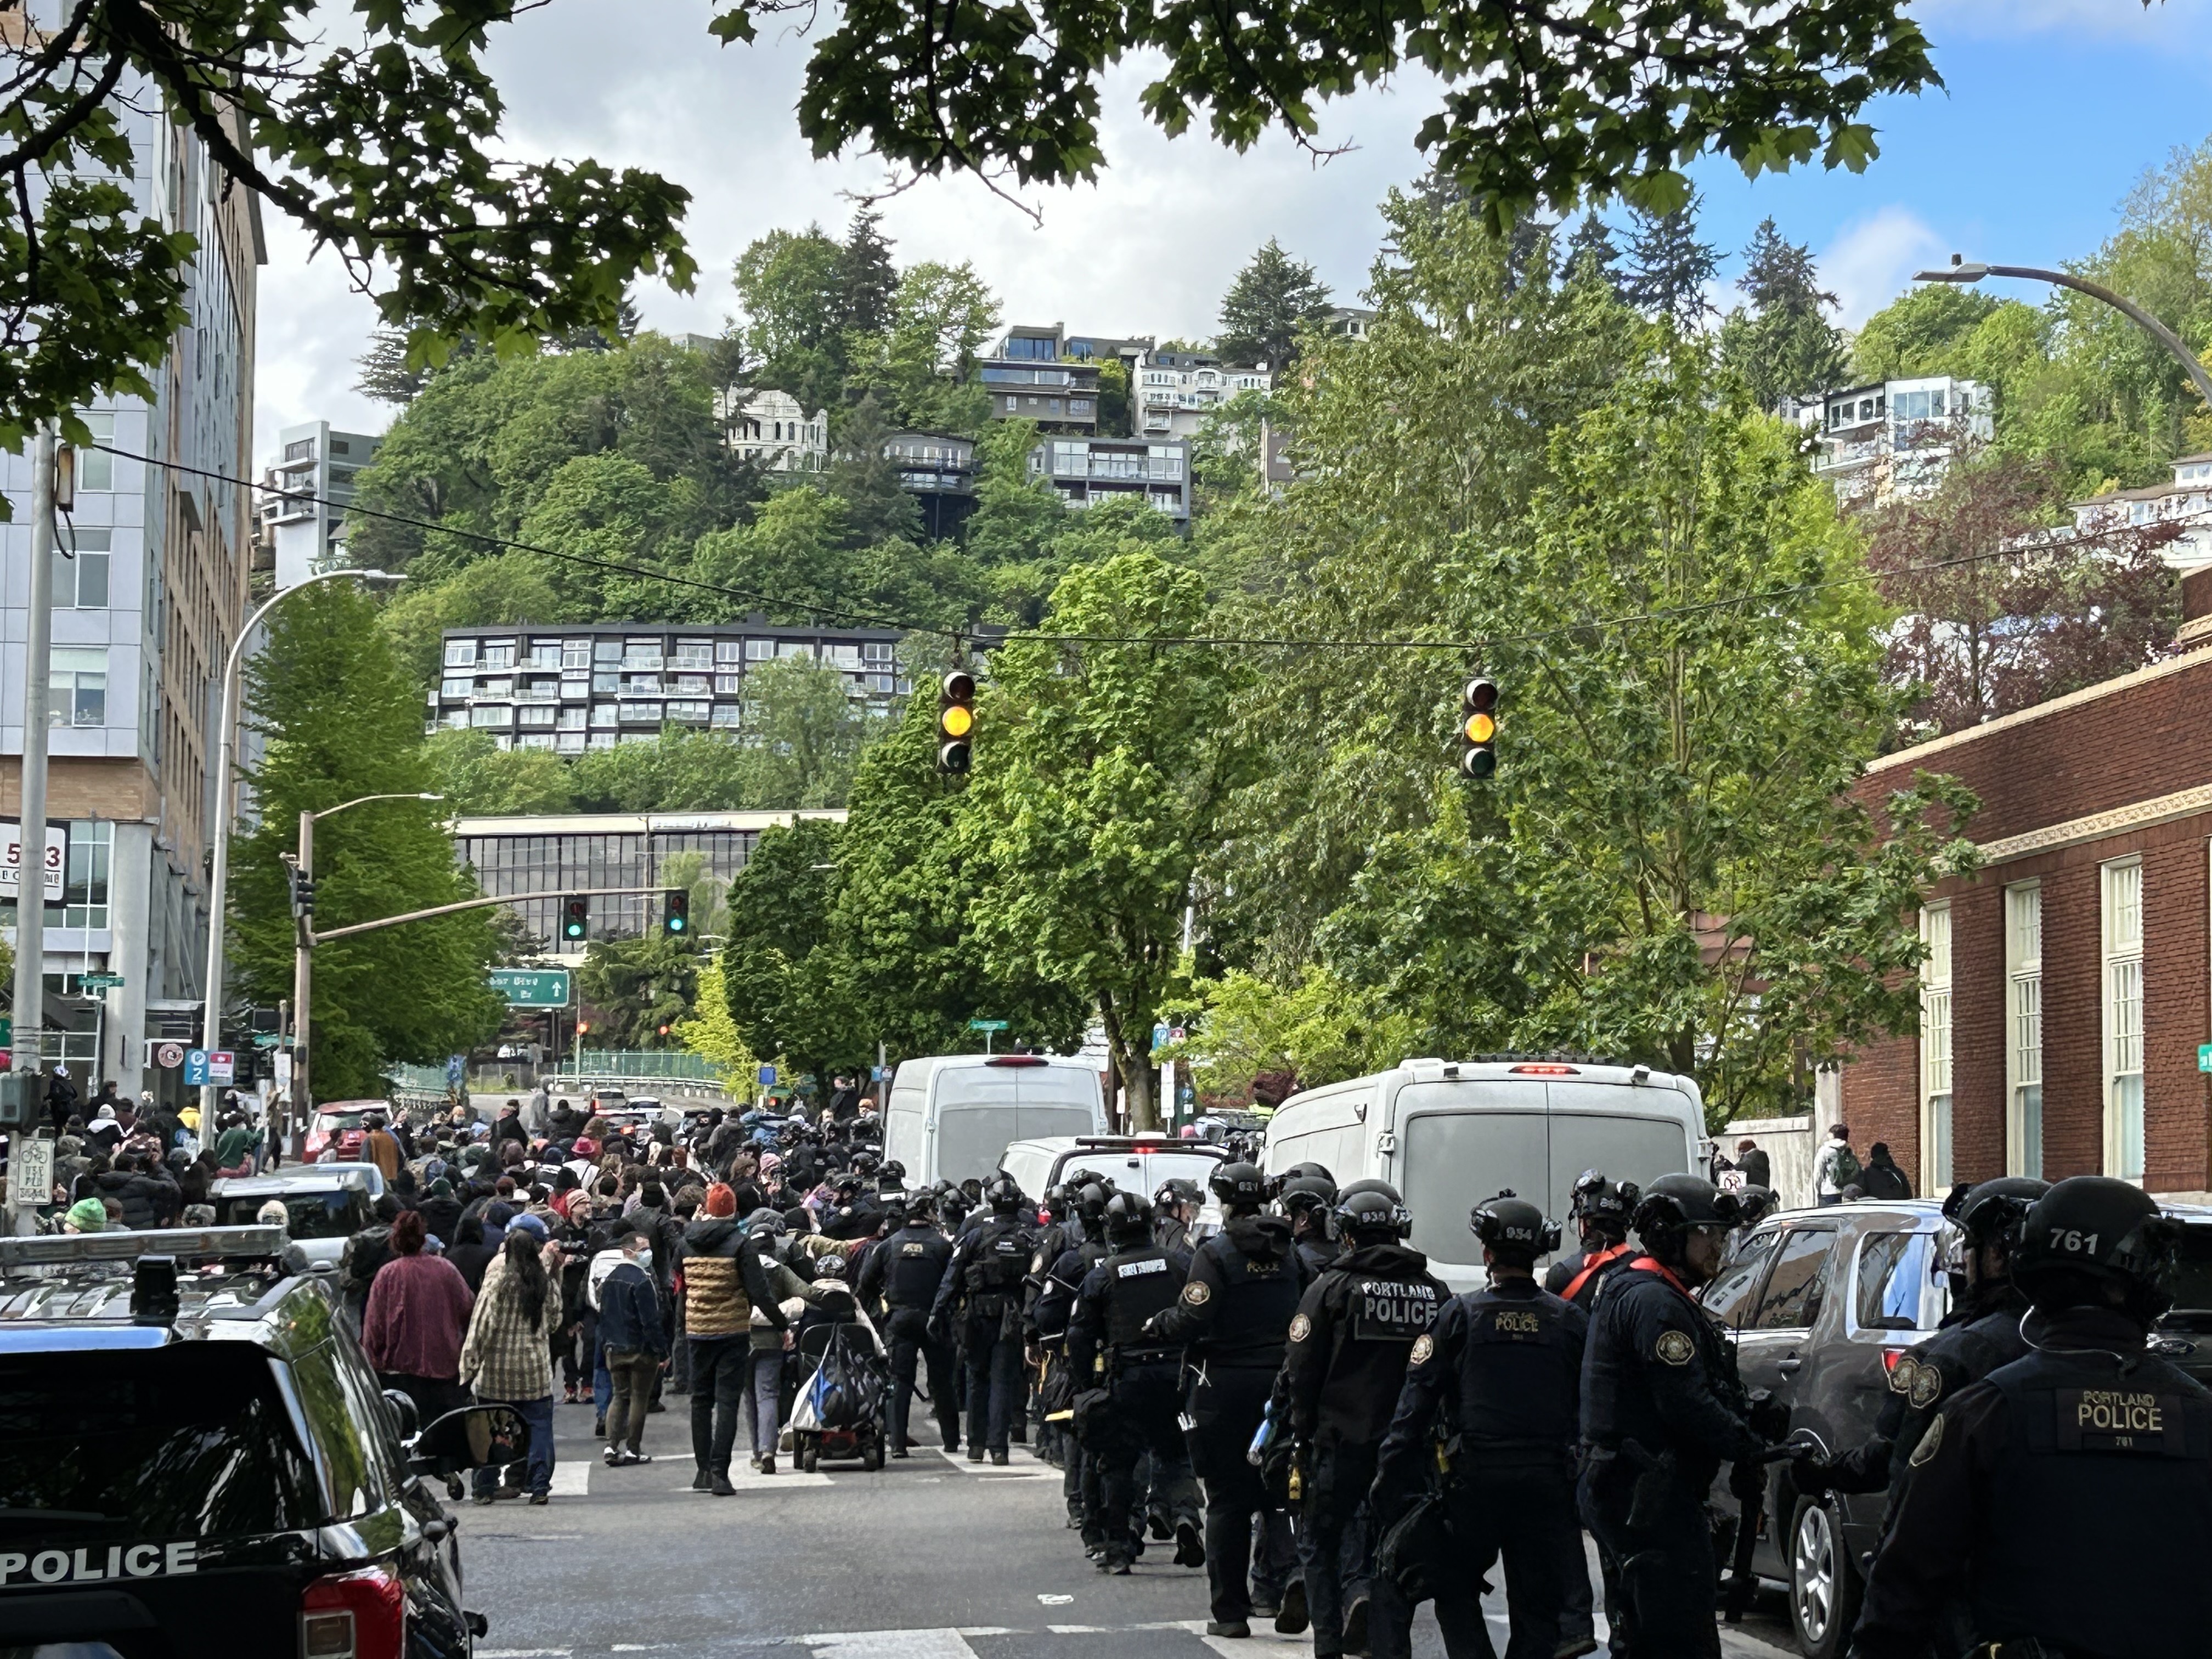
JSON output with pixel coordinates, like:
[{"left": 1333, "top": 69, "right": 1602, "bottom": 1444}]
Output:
[{"left": 252, "top": 0, "right": 2212, "bottom": 457}]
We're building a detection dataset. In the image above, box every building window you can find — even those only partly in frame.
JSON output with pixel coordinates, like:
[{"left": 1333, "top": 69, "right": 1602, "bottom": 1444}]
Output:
[
  {"left": 517, "top": 704, "right": 557, "bottom": 729},
  {"left": 2103, "top": 858, "right": 2145, "bottom": 1180},
  {"left": 48, "top": 647, "right": 105, "bottom": 727},
  {"left": 53, "top": 527, "right": 110, "bottom": 608},
  {"left": 1920, "top": 902, "right": 1953, "bottom": 1193},
  {"left": 674, "top": 641, "right": 713, "bottom": 669},
  {"left": 527, "top": 639, "right": 562, "bottom": 668},
  {"left": 516, "top": 733, "right": 555, "bottom": 751},
  {"left": 2006, "top": 882, "right": 2042, "bottom": 1179},
  {"left": 714, "top": 673, "right": 742, "bottom": 694},
  {"left": 555, "top": 706, "right": 586, "bottom": 730},
  {"left": 620, "top": 673, "right": 662, "bottom": 694},
  {"left": 777, "top": 641, "right": 811, "bottom": 660},
  {"left": 62, "top": 819, "right": 111, "bottom": 930},
  {"left": 523, "top": 676, "right": 558, "bottom": 701},
  {"left": 710, "top": 702, "right": 742, "bottom": 728},
  {"left": 623, "top": 638, "right": 663, "bottom": 667},
  {"left": 479, "top": 676, "right": 512, "bottom": 698},
  {"left": 481, "top": 639, "right": 516, "bottom": 668},
  {"left": 1070, "top": 399, "right": 1092, "bottom": 415},
  {"left": 591, "top": 670, "right": 619, "bottom": 693},
  {"left": 672, "top": 673, "right": 710, "bottom": 695},
  {"left": 589, "top": 703, "right": 616, "bottom": 728},
  {"left": 668, "top": 700, "right": 710, "bottom": 724},
  {"left": 439, "top": 676, "right": 472, "bottom": 698},
  {"left": 443, "top": 639, "right": 478, "bottom": 668},
  {"left": 746, "top": 639, "right": 774, "bottom": 661},
  {"left": 73, "top": 413, "right": 115, "bottom": 491},
  {"left": 562, "top": 638, "right": 591, "bottom": 670},
  {"left": 618, "top": 701, "right": 662, "bottom": 724},
  {"left": 556, "top": 731, "right": 586, "bottom": 754},
  {"left": 284, "top": 437, "right": 314, "bottom": 461},
  {"left": 593, "top": 637, "right": 623, "bottom": 663},
  {"left": 470, "top": 704, "right": 512, "bottom": 729}
]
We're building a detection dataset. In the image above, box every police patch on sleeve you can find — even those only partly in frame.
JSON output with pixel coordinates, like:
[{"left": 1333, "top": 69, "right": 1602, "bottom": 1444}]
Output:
[
  {"left": 1408, "top": 1333, "right": 1434, "bottom": 1367},
  {"left": 1289, "top": 1313, "right": 1312, "bottom": 1343},
  {"left": 1908, "top": 1362, "right": 1943, "bottom": 1412},
  {"left": 1654, "top": 1329, "right": 1695, "bottom": 1366},
  {"left": 1908, "top": 1411, "right": 1944, "bottom": 1467},
  {"left": 1182, "top": 1279, "right": 1211, "bottom": 1306},
  {"left": 1887, "top": 1356, "right": 1919, "bottom": 1398}
]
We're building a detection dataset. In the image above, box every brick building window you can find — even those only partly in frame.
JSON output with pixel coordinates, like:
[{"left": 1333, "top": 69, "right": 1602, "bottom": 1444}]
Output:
[
  {"left": 1920, "top": 903, "right": 1953, "bottom": 1193},
  {"left": 2006, "top": 883, "right": 2043, "bottom": 1180},
  {"left": 2102, "top": 858, "right": 2145, "bottom": 1181}
]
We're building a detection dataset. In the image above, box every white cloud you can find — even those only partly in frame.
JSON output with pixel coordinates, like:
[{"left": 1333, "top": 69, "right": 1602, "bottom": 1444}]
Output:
[
  {"left": 251, "top": 7, "right": 1437, "bottom": 457},
  {"left": 1818, "top": 207, "right": 1950, "bottom": 328}
]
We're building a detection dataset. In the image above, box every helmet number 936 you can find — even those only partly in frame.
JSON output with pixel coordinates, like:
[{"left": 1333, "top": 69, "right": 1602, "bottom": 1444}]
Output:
[{"left": 2051, "top": 1229, "right": 2100, "bottom": 1254}]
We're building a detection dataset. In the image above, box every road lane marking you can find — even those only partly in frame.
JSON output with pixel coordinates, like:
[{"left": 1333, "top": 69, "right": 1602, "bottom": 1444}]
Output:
[
  {"left": 804, "top": 1631, "right": 980, "bottom": 1658},
  {"left": 548, "top": 1464, "right": 591, "bottom": 1497}
]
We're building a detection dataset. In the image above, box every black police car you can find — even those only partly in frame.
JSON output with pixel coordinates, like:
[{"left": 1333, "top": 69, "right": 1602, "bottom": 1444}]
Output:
[
  {"left": 2147, "top": 1203, "right": 2212, "bottom": 1389},
  {"left": 1698, "top": 1199, "right": 1949, "bottom": 1658},
  {"left": 0, "top": 1224, "right": 522, "bottom": 1658}
]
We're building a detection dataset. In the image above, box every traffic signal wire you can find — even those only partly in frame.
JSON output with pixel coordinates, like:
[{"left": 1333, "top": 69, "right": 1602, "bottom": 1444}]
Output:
[{"left": 100, "top": 443, "right": 2122, "bottom": 658}]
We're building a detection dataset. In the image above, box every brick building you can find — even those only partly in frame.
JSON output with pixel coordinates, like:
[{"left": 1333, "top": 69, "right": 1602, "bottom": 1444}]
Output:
[{"left": 1840, "top": 568, "right": 2212, "bottom": 1201}]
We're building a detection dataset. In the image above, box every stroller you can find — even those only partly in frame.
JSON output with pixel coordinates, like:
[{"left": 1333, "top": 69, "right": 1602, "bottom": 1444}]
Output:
[{"left": 788, "top": 1313, "right": 890, "bottom": 1471}]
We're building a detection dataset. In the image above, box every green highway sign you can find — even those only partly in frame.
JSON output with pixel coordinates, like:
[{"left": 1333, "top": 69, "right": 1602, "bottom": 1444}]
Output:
[
  {"left": 78, "top": 973, "right": 123, "bottom": 990},
  {"left": 968, "top": 1019, "right": 1009, "bottom": 1032},
  {"left": 2200, "top": 1043, "right": 2212, "bottom": 1074},
  {"left": 489, "top": 968, "right": 573, "bottom": 1008}
]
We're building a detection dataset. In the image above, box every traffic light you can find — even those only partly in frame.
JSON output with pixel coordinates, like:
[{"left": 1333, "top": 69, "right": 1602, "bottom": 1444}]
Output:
[
  {"left": 561, "top": 895, "right": 589, "bottom": 944},
  {"left": 0, "top": 1071, "right": 36, "bottom": 1130},
  {"left": 1459, "top": 677, "right": 1498, "bottom": 780},
  {"left": 662, "top": 888, "right": 690, "bottom": 937},
  {"left": 287, "top": 869, "right": 317, "bottom": 917},
  {"left": 938, "top": 669, "right": 976, "bottom": 774}
]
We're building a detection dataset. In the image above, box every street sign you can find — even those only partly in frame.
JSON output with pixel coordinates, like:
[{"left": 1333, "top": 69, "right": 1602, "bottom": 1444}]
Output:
[
  {"left": 757, "top": 1064, "right": 777, "bottom": 1087},
  {"left": 969, "top": 1019, "right": 1009, "bottom": 1032},
  {"left": 445, "top": 1055, "right": 465, "bottom": 1085},
  {"left": 183, "top": 1049, "right": 234, "bottom": 1086},
  {"left": 489, "top": 967, "right": 572, "bottom": 1008},
  {"left": 13, "top": 1137, "right": 50, "bottom": 1205},
  {"left": 2200, "top": 1042, "right": 2212, "bottom": 1074},
  {"left": 155, "top": 1041, "right": 184, "bottom": 1070},
  {"left": 1170, "top": 1026, "right": 1186, "bottom": 1044},
  {"left": 0, "top": 823, "right": 65, "bottom": 898},
  {"left": 871, "top": 1065, "right": 891, "bottom": 1082},
  {"left": 1152, "top": 1023, "right": 1170, "bottom": 1053},
  {"left": 275, "top": 1053, "right": 293, "bottom": 1093},
  {"left": 77, "top": 973, "right": 123, "bottom": 991}
]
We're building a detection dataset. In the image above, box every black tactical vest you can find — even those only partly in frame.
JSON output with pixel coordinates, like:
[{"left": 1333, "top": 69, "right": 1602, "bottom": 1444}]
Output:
[
  {"left": 1105, "top": 1245, "right": 1184, "bottom": 1350},
  {"left": 1452, "top": 1284, "right": 1580, "bottom": 1453},
  {"left": 964, "top": 1221, "right": 1032, "bottom": 1307},
  {"left": 1972, "top": 1347, "right": 2212, "bottom": 1653},
  {"left": 1199, "top": 1232, "right": 1305, "bottom": 1366},
  {"left": 885, "top": 1227, "right": 948, "bottom": 1310},
  {"left": 1346, "top": 1272, "right": 1443, "bottom": 1343}
]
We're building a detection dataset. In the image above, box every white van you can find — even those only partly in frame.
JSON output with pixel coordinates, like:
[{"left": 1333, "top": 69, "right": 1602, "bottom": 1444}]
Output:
[
  {"left": 1262, "top": 1058, "right": 1708, "bottom": 1293},
  {"left": 884, "top": 1054, "right": 1108, "bottom": 1189},
  {"left": 997, "top": 1135, "right": 1231, "bottom": 1232}
]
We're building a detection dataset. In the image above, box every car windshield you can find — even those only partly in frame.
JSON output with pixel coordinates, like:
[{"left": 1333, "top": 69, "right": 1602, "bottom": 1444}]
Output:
[
  {"left": 0, "top": 1345, "right": 321, "bottom": 1544},
  {"left": 314, "top": 1111, "right": 369, "bottom": 1133},
  {"left": 218, "top": 1189, "right": 366, "bottom": 1239}
]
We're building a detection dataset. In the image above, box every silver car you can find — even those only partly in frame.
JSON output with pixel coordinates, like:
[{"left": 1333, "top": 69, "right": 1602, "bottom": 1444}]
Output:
[{"left": 207, "top": 1167, "right": 377, "bottom": 1272}]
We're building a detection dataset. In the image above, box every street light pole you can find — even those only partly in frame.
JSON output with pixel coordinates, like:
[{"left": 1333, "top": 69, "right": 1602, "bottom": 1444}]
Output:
[
  {"left": 1915, "top": 255, "right": 2212, "bottom": 413},
  {"left": 7, "top": 421, "right": 57, "bottom": 1237},
  {"left": 199, "top": 569, "right": 402, "bottom": 1134}
]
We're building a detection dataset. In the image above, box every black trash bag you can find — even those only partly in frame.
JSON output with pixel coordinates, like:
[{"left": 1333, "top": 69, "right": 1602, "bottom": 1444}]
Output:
[{"left": 804, "top": 1330, "right": 885, "bottom": 1431}]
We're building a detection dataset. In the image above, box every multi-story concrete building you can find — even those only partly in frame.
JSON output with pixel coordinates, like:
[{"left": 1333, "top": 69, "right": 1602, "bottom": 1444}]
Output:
[
  {"left": 452, "top": 808, "right": 848, "bottom": 953},
  {"left": 0, "top": 110, "right": 263, "bottom": 1093},
  {"left": 1802, "top": 376, "right": 1993, "bottom": 503},
  {"left": 884, "top": 431, "right": 976, "bottom": 538},
  {"left": 1838, "top": 566, "right": 2212, "bottom": 1202},
  {"left": 721, "top": 389, "right": 828, "bottom": 472},
  {"left": 979, "top": 357, "right": 1101, "bottom": 434},
  {"left": 2069, "top": 452, "right": 2212, "bottom": 568},
  {"left": 1135, "top": 351, "right": 1271, "bottom": 440},
  {"left": 254, "top": 421, "right": 382, "bottom": 590},
  {"left": 1029, "top": 437, "right": 1191, "bottom": 522},
  {"left": 995, "top": 324, "right": 1154, "bottom": 381},
  {"left": 429, "top": 621, "right": 908, "bottom": 754}
]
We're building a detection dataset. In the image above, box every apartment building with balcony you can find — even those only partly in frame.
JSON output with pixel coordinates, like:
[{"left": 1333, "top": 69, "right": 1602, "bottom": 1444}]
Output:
[
  {"left": 0, "top": 100, "right": 263, "bottom": 1098},
  {"left": 1029, "top": 438, "right": 1192, "bottom": 522},
  {"left": 430, "top": 621, "right": 909, "bottom": 754},
  {"left": 996, "top": 324, "right": 1155, "bottom": 381},
  {"left": 1803, "top": 376, "right": 1992, "bottom": 503},
  {"left": 253, "top": 421, "right": 382, "bottom": 590},
  {"left": 1136, "top": 350, "right": 1271, "bottom": 439},
  {"left": 2069, "top": 452, "right": 2212, "bottom": 568},
  {"left": 721, "top": 388, "right": 828, "bottom": 472},
  {"left": 979, "top": 357, "right": 1101, "bottom": 434}
]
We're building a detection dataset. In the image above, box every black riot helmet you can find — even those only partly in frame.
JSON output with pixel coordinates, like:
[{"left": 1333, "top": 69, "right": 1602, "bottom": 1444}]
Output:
[
  {"left": 1102, "top": 1189, "right": 1155, "bottom": 1244},
  {"left": 902, "top": 1188, "right": 938, "bottom": 1223},
  {"left": 878, "top": 1158, "right": 906, "bottom": 1184},
  {"left": 1042, "top": 1182, "right": 1068, "bottom": 1217},
  {"left": 1209, "top": 1161, "right": 1267, "bottom": 1211},
  {"left": 985, "top": 1176, "right": 1024, "bottom": 1216},
  {"left": 1936, "top": 1175, "right": 2049, "bottom": 1299},
  {"left": 852, "top": 1149, "right": 881, "bottom": 1176},
  {"left": 1733, "top": 1186, "right": 1779, "bottom": 1231},
  {"left": 1334, "top": 1187, "right": 1410, "bottom": 1244},
  {"left": 1075, "top": 1181, "right": 1114, "bottom": 1223},
  {"left": 1155, "top": 1177, "right": 1203, "bottom": 1213},
  {"left": 1630, "top": 1173, "right": 1741, "bottom": 1265},
  {"left": 2011, "top": 1176, "right": 2183, "bottom": 1323},
  {"left": 1339, "top": 1178, "right": 1403, "bottom": 1206},
  {"left": 1469, "top": 1190, "right": 1560, "bottom": 1268},
  {"left": 1568, "top": 1170, "right": 1639, "bottom": 1243},
  {"left": 1279, "top": 1173, "right": 1338, "bottom": 1221}
]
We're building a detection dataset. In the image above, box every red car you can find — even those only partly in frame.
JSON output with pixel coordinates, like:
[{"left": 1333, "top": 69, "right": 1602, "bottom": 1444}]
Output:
[{"left": 301, "top": 1101, "right": 383, "bottom": 1161}]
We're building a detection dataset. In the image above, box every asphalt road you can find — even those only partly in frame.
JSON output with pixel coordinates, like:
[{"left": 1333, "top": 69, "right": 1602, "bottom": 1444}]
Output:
[{"left": 459, "top": 1396, "right": 1804, "bottom": 1659}]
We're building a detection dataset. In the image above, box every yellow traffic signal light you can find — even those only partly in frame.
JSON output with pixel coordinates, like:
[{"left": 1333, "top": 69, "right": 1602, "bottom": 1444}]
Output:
[
  {"left": 939, "top": 669, "right": 976, "bottom": 774},
  {"left": 1459, "top": 678, "right": 1498, "bottom": 779}
]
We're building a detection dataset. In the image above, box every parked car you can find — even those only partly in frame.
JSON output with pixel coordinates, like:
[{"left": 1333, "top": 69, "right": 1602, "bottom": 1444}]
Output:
[
  {"left": 208, "top": 1167, "right": 379, "bottom": 1271},
  {"left": 0, "top": 1222, "right": 517, "bottom": 1657},
  {"left": 1697, "top": 1199, "right": 1948, "bottom": 1658},
  {"left": 997, "top": 1133, "right": 1231, "bottom": 1231},
  {"left": 301, "top": 1099, "right": 387, "bottom": 1161},
  {"left": 2148, "top": 1202, "right": 2212, "bottom": 1390}
]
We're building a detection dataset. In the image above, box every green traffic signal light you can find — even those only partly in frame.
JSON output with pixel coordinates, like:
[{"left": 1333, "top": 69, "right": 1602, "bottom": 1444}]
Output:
[
  {"left": 562, "top": 895, "right": 589, "bottom": 942},
  {"left": 662, "top": 888, "right": 690, "bottom": 936}
]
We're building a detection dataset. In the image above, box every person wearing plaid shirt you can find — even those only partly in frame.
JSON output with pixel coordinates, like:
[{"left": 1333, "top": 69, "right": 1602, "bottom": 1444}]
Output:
[{"left": 461, "top": 1229, "right": 567, "bottom": 1503}]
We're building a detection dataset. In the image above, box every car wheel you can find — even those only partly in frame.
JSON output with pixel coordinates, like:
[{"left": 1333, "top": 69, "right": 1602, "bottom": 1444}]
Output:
[
  {"left": 801, "top": 1443, "right": 819, "bottom": 1473},
  {"left": 861, "top": 1441, "right": 883, "bottom": 1472},
  {"left": 1788, "top": 1494, "right": 1859, "bottom": 1659}
]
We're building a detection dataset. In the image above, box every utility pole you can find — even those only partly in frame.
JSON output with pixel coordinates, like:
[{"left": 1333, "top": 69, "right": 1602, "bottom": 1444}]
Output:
[
  {"left": 289, "top": 810, "right": 313, "bottom": 1153},
  {"left": 8, "top": 421, "right": 57, "bottom": 1235}
]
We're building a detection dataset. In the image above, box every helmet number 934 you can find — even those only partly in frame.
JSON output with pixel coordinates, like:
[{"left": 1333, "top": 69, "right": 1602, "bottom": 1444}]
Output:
[{"left": 2051, "top": 1229, "right": 2100, "bottom": 1254}]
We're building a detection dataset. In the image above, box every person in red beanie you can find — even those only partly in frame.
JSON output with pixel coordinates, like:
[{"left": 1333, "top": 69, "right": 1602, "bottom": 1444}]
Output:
[{"left": 679, "top": 1181, "right": 787, "bottom": 1493}]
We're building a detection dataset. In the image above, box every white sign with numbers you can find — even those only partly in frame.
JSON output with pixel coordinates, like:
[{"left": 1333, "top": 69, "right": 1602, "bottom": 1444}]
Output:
[{"left": 0, "top": 824, "right": 66, "bottom": 896}]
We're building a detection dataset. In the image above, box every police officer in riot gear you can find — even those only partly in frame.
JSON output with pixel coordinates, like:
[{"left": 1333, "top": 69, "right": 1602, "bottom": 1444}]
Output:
[
  {"left": 1278, "top": 1183, "right": 1447, "bottom": 1659},
  {"left": 1279, "top": 1173, "right": 1339, "bottom": 1278},
  {"left": 1579, "top": 1173, "right": 1767, "bottom": 1659},
  {"left": 932, "top": 1175, "right": 1036, "bottom": 1464},
  {"left": 1374, "top": 1193, "right": 1592, "bottom": 1659},
  {"left": 857, "top": 1189, "right": 960, "bottom": 1458},
  {"left": 1801, "top": 1175, "right": 2047, "bottom": 1508},
  {"left": 1543, "top": 1170, "right": 1639, "bottom": 1310},
  {"left": 1035, "top": 1179, "right": 1118, "bottom": 1539},
  {"left": 1067, "top": 1190, "right": 1205, "bottom": 1575},
  {"left": 1155, "top": 1178, "right": 1203, "bottom": 1259},
  {"left": 1143, "top": 1161, "right": 1312, "bottom": 1637},
  {"left": 1850, "top": 1176, "right": 2212, "bottom": 1659}
]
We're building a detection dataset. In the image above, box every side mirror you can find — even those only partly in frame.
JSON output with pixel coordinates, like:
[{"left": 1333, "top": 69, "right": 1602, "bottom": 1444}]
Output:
[
  {"left": 405, "top": 1404, "right": 528, "bottom": 1476},
  {"left": 382, "top": 1389, "right": 421, "bottom": 1440}
]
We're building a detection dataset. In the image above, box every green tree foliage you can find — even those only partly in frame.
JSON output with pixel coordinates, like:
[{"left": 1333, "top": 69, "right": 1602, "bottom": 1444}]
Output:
[
  {"left": 1159, "top": 966, "right": 1417, "bottom": 1107},
  {"left": 374, "top": 554, "right": 563, "bottom": 691},
  {"left": 1216, "top": 240, "right": 1334, "bottom": 368},
  {"left": 720, "top": 819, "right": 867, "bottom": 1081},
  {"left": 753, "top": 0, "right": 1936, "bottom": 230},
  {"left": 1565, "top": 215, "right": 1624, "bottom": 295},
  {"left": 1717, "top": 217, "right": 1848, "bottom": 408},
  {"left": 967, "top": 551, "right": 1251, "bottom": 1128},
  {"left": 578, "top": 933, "right": 699, "bottom": 1049},
  {"left": 230, "top": 584, "right": 505, "bottom": 1098},
  {"left": 836, "top": 210, "right": 900, "bottom": 339},
  {"left": 856, "top": 259, "right": 1001, "bottom": 431},
  {"left": 1849, "top": 284, "right": 2001, "bottom": 384},
  {"left": 675, "top": 953, "right": 757, "bottom": 1075},
  {"left": 1622, "top": 195, "right": 1720, "bottom": 327},
  {"left": 426, "top": 729, "right": 578, "bottom": 815},
  {"left": 733, "top": 224, "right": 849, "bottom": 409}
]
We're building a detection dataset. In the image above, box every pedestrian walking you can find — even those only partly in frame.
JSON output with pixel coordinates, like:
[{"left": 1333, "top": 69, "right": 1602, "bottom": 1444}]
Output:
[
  {"left": 679, "top": 1181, "right": 791, "bottom": 1494},
  {"left": 1856, "top": 1141, "right": 1912, "bottom": 1200},
  {"left": 362, "top": 1209, "right": 476, "bottom": 1425},
  {"left": 1813, "top": 1123, "right": 1858, "bottom": 1205},
  {"left": 596, "top": 1223, "right": 666, "bottom": 1466},
  {"left": 459, "top": 1229, "right": 566, "bottom": 1505}
]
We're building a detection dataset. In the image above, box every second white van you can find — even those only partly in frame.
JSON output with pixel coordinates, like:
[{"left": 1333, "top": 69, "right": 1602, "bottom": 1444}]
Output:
[
  {"left": 883, "top": 1053, "right": 1108, "bottom": 1189},
  {"left": 1262, "top": 1057, "right": 1708, "bottom": 1293}
]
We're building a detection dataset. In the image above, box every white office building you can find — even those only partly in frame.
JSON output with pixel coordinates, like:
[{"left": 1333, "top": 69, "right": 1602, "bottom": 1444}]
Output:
[{"left": 255, "top": 421, "right": 382, "bottom": 589}]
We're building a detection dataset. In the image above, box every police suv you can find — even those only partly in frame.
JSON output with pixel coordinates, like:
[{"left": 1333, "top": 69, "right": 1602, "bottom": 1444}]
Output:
[{"left": 0, "top": 1224, "right": 523, "bottom": 1657}]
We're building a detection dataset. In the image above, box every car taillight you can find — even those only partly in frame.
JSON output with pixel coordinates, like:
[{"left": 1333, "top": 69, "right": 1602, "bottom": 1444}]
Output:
[
  {"left": 1881, "top": 1348, "right": 1906, "bottom": 1372},
  {"left": 1508, "top": 1063, "right": 1581, "bottom": 1075},
  {"left": 301, "top": 1566, "right": 405, "bottom": 1659}
]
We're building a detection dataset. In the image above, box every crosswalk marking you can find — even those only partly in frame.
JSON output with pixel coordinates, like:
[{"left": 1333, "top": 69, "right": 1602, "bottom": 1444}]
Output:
[{"left": 933, "top": 1445, "right": 1052, "bottom": 1479}]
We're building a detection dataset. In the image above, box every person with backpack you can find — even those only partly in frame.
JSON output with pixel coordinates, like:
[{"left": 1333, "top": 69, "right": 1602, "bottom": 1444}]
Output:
[
  {"left": 1814, "top": 1124, "right": 1860, "bottom": 1206},
  {"left": 1857, "top": 1141, "right": 1914, "bottom": 1201}
]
